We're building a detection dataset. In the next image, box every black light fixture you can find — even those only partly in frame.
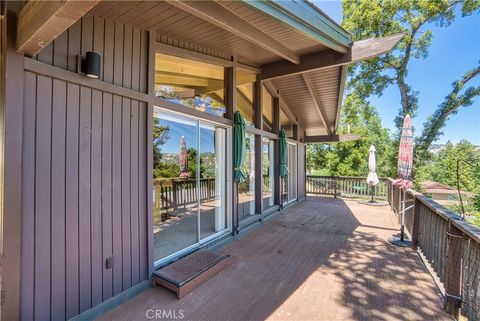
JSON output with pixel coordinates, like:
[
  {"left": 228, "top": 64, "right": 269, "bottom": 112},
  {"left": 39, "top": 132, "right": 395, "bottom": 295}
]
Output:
[{"left": 78, "top": 51, "right": 101, "bottom": 79}]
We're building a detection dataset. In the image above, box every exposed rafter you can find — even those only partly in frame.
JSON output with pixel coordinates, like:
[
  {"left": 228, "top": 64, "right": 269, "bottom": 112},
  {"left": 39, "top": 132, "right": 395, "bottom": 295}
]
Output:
[
  {"left": 301, "top": 73, "right": 331, "bottom": 135},
  {"left": 17, "top": 0, "right": 101, "bottom": 56},
  {"left": 263, "top": 80, "right": 300, "bottom": 127},
  {"left": 305, "top": 134, "right": 360, "bottom": 143},
  {"left": 334, "top": 65, "right": 348, "bottom": 133},
  {"left": 261, "top": 33, "right": 404, "bottom": 81},
  {"left": 166, "top": 0, "right": 300, "bottom": 64}
]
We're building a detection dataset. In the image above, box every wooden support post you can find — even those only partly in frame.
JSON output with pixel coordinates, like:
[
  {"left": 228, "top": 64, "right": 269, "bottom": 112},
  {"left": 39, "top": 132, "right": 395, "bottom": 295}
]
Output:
[
  {"left": 254, "top": 75, "right": 263, "bottom": 215},
  {"left": 273, "top": 97, "right": 280, "bottom": 206},
  {"left": 2, "top": 12, "right": 24, "bottom": 321},
  {"left": 225, "top": 65, "right": 238, "bottom": 229},
  {"left": 444, "top": 221, "right": 463, "bottom": 317}
]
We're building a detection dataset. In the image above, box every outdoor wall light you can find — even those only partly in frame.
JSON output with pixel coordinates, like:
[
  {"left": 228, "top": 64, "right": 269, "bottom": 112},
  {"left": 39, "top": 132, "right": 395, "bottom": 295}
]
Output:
[{"left": 78, "top": 51, "right": 101, "bottom": 79}]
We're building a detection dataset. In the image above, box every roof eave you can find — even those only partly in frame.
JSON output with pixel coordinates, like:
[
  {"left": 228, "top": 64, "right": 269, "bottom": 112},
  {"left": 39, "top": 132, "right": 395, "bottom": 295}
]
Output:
[{"left": 243, "top": 0, "right": 352, "bottom": 54}]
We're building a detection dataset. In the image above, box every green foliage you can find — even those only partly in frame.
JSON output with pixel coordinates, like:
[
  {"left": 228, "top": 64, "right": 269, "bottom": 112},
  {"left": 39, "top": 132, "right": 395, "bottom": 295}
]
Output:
[
  {"left": 307, "top": 93, "right": 396, "bottom": 177},
  {"left": 342, "top": 0, "right": 480, "bottom": 140},
  {"left": 414, "top": 140, "right": 480, "bottom": 193}
]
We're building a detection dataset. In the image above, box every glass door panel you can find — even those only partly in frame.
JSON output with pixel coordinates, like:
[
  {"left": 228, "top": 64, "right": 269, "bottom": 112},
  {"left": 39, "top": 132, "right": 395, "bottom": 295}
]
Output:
[
  {"left": 153, "top": 110, "right": 198, "bottom": 262},
  {"left": 262, "top": 138, "right": 274, "bottom": 210},
  {"left": 199, "top": 122, "right": 228, "bottom": 240},
  {"left": 238, "top": 132, "right": 255, "bottom": 221}
]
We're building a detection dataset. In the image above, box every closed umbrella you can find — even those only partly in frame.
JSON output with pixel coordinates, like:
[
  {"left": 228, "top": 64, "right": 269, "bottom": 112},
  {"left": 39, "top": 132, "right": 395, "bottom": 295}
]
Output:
[
  {"left": 366, "top": 144, "right": 379, "bottom": 203},
  {"left": 179, "top": 135, "right": 188, "bottom": 176},
  {"left": 279, "top": 129, "right": 288, "bottom": 206},
  {"left": 389, "top": 114, "right": 414, "bottom": 247},
  {"left": 279, "top": 129, "right": 288, "bottom": 177},
  {"left": 233, "top": 111, "right": 246, "bottom": 183}
]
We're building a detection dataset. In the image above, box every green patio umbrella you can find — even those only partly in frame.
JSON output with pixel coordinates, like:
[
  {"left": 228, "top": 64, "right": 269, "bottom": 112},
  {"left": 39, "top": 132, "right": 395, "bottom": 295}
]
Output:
[
  {"left": 233, "top": 111, "right": 246, "bottom": 183},
  {"left": 279, "top": 129, "right": 288, "bottom": 177}
]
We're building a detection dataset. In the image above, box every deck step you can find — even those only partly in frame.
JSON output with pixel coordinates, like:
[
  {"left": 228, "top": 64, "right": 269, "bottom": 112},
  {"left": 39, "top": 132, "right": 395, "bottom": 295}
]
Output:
[{"left": 152, "top": 249, "right": 229, "bottom": 299}]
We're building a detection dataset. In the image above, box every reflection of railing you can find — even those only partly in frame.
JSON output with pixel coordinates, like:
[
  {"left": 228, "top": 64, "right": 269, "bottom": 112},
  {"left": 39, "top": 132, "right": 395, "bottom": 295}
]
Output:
[
  {"left": 306, "top": 176, "right": 387, "bottom": 199},
  {"left": 154, "top": 178, "right": 218, "bottom": 219},
  {"left": 387, "top": 179, "right": 480, "bottom": 319}
]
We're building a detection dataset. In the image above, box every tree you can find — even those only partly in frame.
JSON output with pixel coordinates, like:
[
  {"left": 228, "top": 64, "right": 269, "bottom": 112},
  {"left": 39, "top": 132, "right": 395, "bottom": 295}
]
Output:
[
  {"left": 342, "top": 0, "right": 480, "bottom": 151},
  {"left": 307, "top": 93, "right": 395, "bottom": 177}
]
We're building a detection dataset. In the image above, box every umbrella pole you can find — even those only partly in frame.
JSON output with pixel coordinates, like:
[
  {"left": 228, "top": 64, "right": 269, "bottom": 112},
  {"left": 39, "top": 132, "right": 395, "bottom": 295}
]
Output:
[
  {"left": 370, "top": 185, "right": 374, "bottom": 203},
  {"left": 388, "top": 188, "right": 413, "bottom": 247}
]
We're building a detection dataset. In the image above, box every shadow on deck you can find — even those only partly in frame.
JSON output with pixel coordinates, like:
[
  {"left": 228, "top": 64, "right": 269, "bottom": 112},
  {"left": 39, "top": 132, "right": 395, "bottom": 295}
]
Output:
[{"left": 97, "top": 196, "right": 451, "bottom": 321}]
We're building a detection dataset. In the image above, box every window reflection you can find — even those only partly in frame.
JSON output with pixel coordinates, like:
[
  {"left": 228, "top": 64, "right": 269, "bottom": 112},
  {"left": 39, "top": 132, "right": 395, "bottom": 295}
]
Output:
[
  {"left": 262, "top": 138, "right": 274, "bottom": 210},
  {"left": 236, "top": 69, "right": 256, "bottom": 126},
  {"left": 155, "top": 53, "right": 226, "bottom": 117},
  {"left": 238, "top": 132, "right": 255, "bottom": 221},
  {"left": 263, "top": 86, "right": 273, "bottom": 132}
]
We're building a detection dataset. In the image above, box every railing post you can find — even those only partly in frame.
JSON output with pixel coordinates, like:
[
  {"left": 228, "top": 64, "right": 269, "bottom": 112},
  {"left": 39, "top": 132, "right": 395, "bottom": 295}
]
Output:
[
  {"left": 334, "top": 177, "right": 337, "bottom": 198},
  {"left": 411, "top": 196, "right": 421, "bottom": 249},
  {"left": 444, "top": 220, "right": 463, "bottom": 317}
]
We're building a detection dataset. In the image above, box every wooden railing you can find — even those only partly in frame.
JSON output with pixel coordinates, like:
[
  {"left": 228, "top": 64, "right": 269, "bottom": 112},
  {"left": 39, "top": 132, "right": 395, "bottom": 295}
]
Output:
[
  {"left": 387, "top": 179, "right": 480, "bottom": 319},
  {"left": 154, "top": 178, "right": 219, "bottom": 218},
  {"left": 306, "top": 175, "right": 388, "bottom": 199}
]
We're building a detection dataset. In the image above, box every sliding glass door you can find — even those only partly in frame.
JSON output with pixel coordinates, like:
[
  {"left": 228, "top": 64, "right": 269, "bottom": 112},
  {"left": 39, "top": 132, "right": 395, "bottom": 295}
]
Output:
[
  {"left": 282, "top": 142, "right": 297, "bottom": 205},
  {"left": 152, "top": 108, "right": 230, "bottom": 264}
]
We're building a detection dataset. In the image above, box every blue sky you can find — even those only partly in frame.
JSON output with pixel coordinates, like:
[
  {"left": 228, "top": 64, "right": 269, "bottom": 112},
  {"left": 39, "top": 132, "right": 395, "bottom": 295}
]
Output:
[{"left": 315, "top": 1, "right": 480, "bottom": 145}]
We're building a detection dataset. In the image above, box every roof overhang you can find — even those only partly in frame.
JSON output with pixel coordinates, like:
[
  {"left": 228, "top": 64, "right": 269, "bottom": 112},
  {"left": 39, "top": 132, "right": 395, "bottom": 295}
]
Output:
[{"left": 243, "top": 0, "right": 352, "bottom": 53}]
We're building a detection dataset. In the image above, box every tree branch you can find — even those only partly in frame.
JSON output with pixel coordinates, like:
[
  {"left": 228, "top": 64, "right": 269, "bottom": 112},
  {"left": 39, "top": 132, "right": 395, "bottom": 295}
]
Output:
[{"left": 416, "top": 64, "right": 480, "bottom": 160}]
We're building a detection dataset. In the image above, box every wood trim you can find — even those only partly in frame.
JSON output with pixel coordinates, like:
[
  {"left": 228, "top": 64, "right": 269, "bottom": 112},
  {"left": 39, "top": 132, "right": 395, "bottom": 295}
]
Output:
[
  {"left": 152, "top": 98, "right": 233, "bottom": 127},
  {"left": 273, "top": 97, "right": 280, "bottom": 206},
  {"left": 254, "top": 75, "right": 262, "bottom": 214},
  {"left": 167, "top": 1, "right": 300, "bottom": 64},
  {"left": 146, "top": 31, "right": 155, "bottom": 277},
  {"left": 16, "top": 0, "right": 101, "bottom": 56},
  {"left": 261, "top": 34, "right": 404, "bottom": 81},
  {"left": 2, "top": 13, "right": 24, "bottom": 321},
  {"left": 243, "top": 0, "right": 351, "bottom": 53},
  {"left": 24, "top": 58, "right": 150, "bottom": 102},
  {"left": 334, "top": 65, "right": 347, "bottom": 133},
  {"left": 305, "top": 134, "right": 361, "bottom": 143},
  {"left": 302, "top": 73, "right": 331, "bottom": 135}
]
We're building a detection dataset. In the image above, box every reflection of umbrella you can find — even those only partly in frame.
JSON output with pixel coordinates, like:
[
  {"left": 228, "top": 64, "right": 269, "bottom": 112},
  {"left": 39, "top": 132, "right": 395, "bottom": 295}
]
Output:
[
  {"left": 233, "top": 111, "right": 246, "bottom": 183},
  {"left": 389, "top": 114, "right": 414, "bottom": 247},
  {"left": 366, "top": 145, "right": 379, "bottom": 203},
  {"left": 279, "top": 129, "right": 288, "bottom": 177},
  {"left": 179, "top": 135, "right": 188, "bottom": 173},
  {"left": 366, "top": 145, "right": 379, "bottom": 186},
  {"left": 393, "top": 114, "right": 413, "bottom": 189}
]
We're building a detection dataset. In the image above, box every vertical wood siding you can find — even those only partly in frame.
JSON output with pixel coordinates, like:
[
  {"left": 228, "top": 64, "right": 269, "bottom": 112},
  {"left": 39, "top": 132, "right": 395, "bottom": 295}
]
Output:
[{"left": 21, "top": 16, "right": 149, "bottom": 321}]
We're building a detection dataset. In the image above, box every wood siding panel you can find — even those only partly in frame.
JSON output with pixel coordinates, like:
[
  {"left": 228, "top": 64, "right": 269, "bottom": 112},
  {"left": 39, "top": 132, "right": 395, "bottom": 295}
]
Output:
[
  {"left": 102, "top": 92, "right": 114, "bottom": 301},
  {"left": 65, "top": 83, "right": 80, "bottom": 319},
  {"left": 34, "top": 15, "right": 148, "bottom": 93},
  {"left": 20, "top": 71, "right": 36, "bottom": 321},
  {"left": 20, "top": 15, "right": 149, "bottom": 320},
  {"left": 51, "top": 78, "right": 67, "bottom": 320}
]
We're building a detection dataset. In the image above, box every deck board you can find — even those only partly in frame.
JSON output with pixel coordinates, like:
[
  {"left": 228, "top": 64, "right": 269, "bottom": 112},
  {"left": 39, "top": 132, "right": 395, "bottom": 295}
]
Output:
[{"left": 97, "top": 197, "right": 451, "bottom": 321}]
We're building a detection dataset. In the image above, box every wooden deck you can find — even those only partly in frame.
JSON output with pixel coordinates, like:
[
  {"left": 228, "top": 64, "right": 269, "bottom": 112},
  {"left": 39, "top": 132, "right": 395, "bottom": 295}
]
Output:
[{"left": 97, "top": 197, "right": 451, "bottom": 321}]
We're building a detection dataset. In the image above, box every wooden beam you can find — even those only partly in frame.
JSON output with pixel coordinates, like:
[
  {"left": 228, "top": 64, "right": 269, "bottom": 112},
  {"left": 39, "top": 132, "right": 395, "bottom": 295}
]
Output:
[
  {"left": 166, "top": 0, "right": 300, "bottom": 64},
  {"left": 302, "top": 73, "right": 332, "bottom": 135},
  {"left": 261, "top": 33, "right": 404, "bottom": 80},
  {"left": 305, "top": 134, "right": 361, "bottom": 143},
  {"left": 17, "top": 0, "right": 101, "bottom": 56},
  {"left": 334, "top": 65, "right": 347, "bottom": 133}
]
